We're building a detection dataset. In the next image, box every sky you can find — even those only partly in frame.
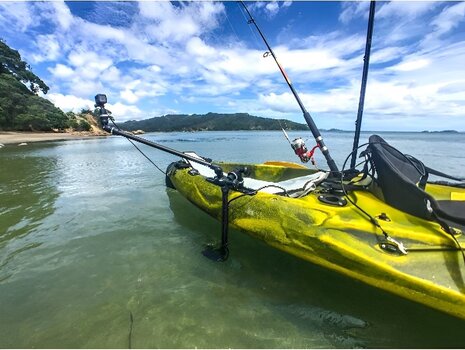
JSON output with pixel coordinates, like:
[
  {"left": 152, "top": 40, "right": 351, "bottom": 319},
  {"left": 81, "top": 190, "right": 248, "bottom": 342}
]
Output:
[{"left": 1, "top": 1, "right": 465, "bottom": 131}]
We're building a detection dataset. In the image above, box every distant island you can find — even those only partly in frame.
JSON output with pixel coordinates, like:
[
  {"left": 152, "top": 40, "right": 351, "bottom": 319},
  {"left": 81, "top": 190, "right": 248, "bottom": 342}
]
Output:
[
  {"left": 119, "top": 112, "right": 309, "bottom": 132},
  {"left": 420, "top": 130, "right": 459, "bottom": 134}
]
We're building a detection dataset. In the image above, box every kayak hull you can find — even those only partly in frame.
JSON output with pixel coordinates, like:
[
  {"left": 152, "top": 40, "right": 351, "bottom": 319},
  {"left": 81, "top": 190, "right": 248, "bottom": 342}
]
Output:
[{"left": 167, "top": 161, "right": 465, "bottom": 320}]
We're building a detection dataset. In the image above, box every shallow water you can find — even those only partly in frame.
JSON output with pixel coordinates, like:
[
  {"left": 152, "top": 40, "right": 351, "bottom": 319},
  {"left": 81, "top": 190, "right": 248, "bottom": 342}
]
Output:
[{"left": 1, "top": 131, "right": 465, "bottom": 348}]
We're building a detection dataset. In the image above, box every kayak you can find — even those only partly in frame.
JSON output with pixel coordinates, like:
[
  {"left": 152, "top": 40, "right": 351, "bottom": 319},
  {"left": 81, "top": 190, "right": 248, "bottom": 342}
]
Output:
[
  {"left": 93, "top": 2, "right": 465, "bottom": 321},
  {"left": 165, "top": 135, "right": 465, "bottom": 320}
]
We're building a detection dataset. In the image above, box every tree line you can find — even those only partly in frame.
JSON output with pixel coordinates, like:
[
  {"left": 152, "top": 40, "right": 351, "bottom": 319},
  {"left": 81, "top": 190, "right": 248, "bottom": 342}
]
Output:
[
  {"left": 120, "top": 112, "right": 309, "bottom": 132},
  {"left": 0, "top": 40, "right": 91, "bottom": 132}
]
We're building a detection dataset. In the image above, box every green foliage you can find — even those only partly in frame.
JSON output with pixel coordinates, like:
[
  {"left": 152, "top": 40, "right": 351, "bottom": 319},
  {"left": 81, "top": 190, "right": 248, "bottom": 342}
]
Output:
[
  {"left": 67, "top": 118, "right": 91, "bottom": 131},
  {"left": 78, "top": 119, "right": 91, "bottom": 131},
  {"left": 0, "top": 41, "right": 69, "bottom": 131},
  {"left": 68, "top": 119, "right": 79, "bottom": 129},
  {"left": 119, "top": 112, "right": 309, "bottom": 132},
  {"left": 0, "top": 73, "right": 69, "bottom": 131},
  {"left": 0, "top": 40, "right": 49, "bottom": 94}
]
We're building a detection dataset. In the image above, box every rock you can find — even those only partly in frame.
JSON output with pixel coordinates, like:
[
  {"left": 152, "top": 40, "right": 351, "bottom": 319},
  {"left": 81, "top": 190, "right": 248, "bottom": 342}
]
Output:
[{"left": 18, "top": 142, "right": 28, "bottom": 146}]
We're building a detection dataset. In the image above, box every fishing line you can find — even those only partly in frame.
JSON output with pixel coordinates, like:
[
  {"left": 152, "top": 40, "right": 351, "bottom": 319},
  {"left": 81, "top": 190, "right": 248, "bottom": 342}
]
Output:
[
  {"left": 110, "top": 119, "right": 167, "bottom": 175},
  {"left": 237, "top": 3, "right": 263, "bottom": 51},
  {"left": 239, "top": 0, "right": 339, "bottom": 173},
  {"left": 224, "top": 5, "right": 242, "bottom": 45}
]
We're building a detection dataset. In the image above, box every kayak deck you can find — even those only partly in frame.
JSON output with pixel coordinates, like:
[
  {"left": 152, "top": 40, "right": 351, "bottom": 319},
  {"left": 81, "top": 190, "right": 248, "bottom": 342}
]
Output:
[{"left": 167, "top": 160, "right": 465, "bottom": 320}]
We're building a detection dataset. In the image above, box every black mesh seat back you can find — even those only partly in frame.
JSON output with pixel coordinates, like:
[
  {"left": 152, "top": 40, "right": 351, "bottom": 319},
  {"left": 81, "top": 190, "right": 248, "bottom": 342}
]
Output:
[
  {"left": 434, "top": 200, "right": 465, "bottom": 227},
  {"left": 367, "top": 135, "right": 433, "bottom": 220}
]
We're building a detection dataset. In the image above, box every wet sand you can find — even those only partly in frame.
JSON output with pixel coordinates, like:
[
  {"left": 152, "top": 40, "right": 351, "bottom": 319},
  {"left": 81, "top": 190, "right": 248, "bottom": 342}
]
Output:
[{"left": 0, "top": 132, "right": 106, "bottom": 145}]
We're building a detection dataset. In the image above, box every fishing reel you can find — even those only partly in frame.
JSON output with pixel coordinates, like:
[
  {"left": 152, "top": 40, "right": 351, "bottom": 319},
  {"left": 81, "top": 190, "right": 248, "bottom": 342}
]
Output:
[{"left": 291, "top": 137, "right": 319, "bottom": 164}]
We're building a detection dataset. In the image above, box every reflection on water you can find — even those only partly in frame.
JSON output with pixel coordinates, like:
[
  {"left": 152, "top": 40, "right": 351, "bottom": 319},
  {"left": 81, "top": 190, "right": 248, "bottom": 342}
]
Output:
[
  {"left": 0, "top": 150, "right": 59, "bottom": 282},
  {"left": 0, "top": 133, "right": 465, "bottom": 348}
]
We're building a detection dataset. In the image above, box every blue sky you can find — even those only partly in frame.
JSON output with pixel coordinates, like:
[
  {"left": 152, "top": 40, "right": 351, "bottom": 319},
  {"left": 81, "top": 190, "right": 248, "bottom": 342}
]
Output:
[{"left": 1, "top": 1, "right": 465, "bottom": 131}]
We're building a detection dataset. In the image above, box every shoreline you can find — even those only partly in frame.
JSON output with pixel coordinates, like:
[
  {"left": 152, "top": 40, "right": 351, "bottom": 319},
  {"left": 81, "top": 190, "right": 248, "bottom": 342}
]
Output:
[{"left": 0, "top": 131, "right": 107, "bottom": 145}]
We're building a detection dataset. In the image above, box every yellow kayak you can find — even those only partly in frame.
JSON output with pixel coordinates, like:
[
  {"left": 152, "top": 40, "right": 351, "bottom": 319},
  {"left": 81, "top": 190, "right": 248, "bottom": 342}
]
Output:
[{"left": 166, "top": 135, "right": 465, "bottom": 320}]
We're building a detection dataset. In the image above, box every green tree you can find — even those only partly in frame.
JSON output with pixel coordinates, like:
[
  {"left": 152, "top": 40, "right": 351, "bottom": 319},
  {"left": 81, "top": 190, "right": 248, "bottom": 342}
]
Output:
[
  {"left": 0, "top": 41, "right": 69, "bottom": 131},
  {"left": 78, "top": 119, "right": 91, "bottom": 131},
  {"left": 0, "top": 40, "right": 49, "bottom": 94},
  {"left": 79, "top": 108, "right": 92, "bottom": 115},
  {"left": 0, "top": 73, "right": 31, "bottom": 128}
]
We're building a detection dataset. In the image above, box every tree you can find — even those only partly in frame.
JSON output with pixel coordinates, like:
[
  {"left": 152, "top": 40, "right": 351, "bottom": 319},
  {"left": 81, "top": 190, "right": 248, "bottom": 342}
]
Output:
[
  {"left": 0, "top": 40, "right": 49, "bottom": 94},
  {"left": 78, "top": 119, "right": 91, "bottom": 131},
  {"left": 0, "top": 73, "right": 30, "bottom": 128},
  {"left": 0, "top": 41, "right": 69, "bottom": 131}
]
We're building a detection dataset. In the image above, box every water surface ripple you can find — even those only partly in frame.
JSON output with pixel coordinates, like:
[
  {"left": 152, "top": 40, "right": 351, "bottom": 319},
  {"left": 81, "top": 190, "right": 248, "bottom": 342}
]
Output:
[{"left": 1, "top": 132, "right": 465, "bottom": 348}]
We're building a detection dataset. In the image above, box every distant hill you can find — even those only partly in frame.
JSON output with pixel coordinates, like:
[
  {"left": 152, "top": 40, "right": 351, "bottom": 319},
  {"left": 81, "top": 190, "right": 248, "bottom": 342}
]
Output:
[
  {"left": 119, "top": 112, "right": 309, "bottom": 132},
  {"left": 421, "top": 130, "right": 459, "bottom": 134}
]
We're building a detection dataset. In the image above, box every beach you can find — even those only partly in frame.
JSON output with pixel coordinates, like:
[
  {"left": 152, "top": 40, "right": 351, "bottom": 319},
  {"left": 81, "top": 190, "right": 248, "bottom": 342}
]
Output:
[{"left": 0, "top": 131, "right": 106, "bottom": 145}]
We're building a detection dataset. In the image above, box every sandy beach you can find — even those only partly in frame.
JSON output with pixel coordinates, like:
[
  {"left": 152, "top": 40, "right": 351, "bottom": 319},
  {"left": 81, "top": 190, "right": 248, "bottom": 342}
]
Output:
[{"left": 0, "top": 131, "right": 106, "bottom": 145}]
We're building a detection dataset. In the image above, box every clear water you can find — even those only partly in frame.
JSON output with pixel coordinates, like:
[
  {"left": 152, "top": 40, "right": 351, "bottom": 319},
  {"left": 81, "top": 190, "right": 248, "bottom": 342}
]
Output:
[{"left": 1, "top": 131, "right": 465, "bottom": 348}]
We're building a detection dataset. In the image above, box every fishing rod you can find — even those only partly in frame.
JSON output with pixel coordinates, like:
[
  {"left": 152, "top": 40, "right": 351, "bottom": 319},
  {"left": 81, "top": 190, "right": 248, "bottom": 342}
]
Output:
[
  {"left": 350, "top": 0, "right": 376, "bottom": 169},
  {"left": 239, "top": 1, "right": 339, "bottom": 173}
]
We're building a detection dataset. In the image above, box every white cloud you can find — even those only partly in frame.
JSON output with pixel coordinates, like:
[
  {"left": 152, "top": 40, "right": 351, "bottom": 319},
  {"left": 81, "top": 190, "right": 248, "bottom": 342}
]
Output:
[
  {"left": 120, "top": 89, "right": 139, "bottom": 104},
  {"left": 339, "top": 2, "right": 370, "bottom": 24},
  {"left": 46, "top": 93, "right": 94, "bottom": 113},
  {"left": 106, "top": 102, "right": 143, "bottom": 121},
  {"left": 431, "top": 2, "right": 465, "bottom": 37},
  {"left": 31, "top": 34, "right": 61, "bottom": 63},
  {"left": 186, "top": 37, "right": 216, "bottom": 57},
  {"left": 278, "top": 47, "right": 344, "bottom": 72},
  {"left": 377, "top": 1, "right": 439, "bottom": 20},
  {"left": 265, "top": 2, "right": 280, "bottom": 17},
  {"left": 2, "top": 1, "right": 465, "bottom": 129},
  {"left": 389, "top": 58, "right": 431, "bottom": 72},
  {"left": 49, "top": 64, "right": 74, "bottom": 79},
  {"left": 138, "top": 1, "right": 224, "bottom": 43},
  {"left": 68, "top": 50, "right": 113, "bottom": 72},
  {"left": 248, "top": 1, "right": 291, "bottom": 19},
  {"left": 0, "top": 2, "right": 34, "bottom": 32},
  {"left": 51, "top": 1, "right": 74, "bottom": 30},
  {"left": 259, "top": 87, "right": 358, "bottom": 115},
  {"left": 370, "top": 46, "right": 406, "bottom": 64},
  {"left": 100, "top": 66, "right": 122, "bottom": 84}
]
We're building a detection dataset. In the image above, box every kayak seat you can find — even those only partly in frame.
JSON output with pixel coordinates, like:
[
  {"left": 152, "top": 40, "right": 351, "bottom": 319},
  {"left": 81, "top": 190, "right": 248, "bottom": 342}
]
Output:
[
  {"left": 182, "top": 152, "right": 328, "bottom": 195},
  {"left": 366, "top": 135, "right": 465, "bottom": 228},
  {"left": 433, "top": 200, "right": 465, "bottom": 227}
]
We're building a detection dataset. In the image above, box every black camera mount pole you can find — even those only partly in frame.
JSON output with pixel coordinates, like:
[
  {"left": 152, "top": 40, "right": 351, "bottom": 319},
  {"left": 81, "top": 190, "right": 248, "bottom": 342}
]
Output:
[
  {"left": 95, "top": 94, "right": 250, "bottom": 262},
  {"left": 94, "top": 94, "right": 224, "bottom": 178}
]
